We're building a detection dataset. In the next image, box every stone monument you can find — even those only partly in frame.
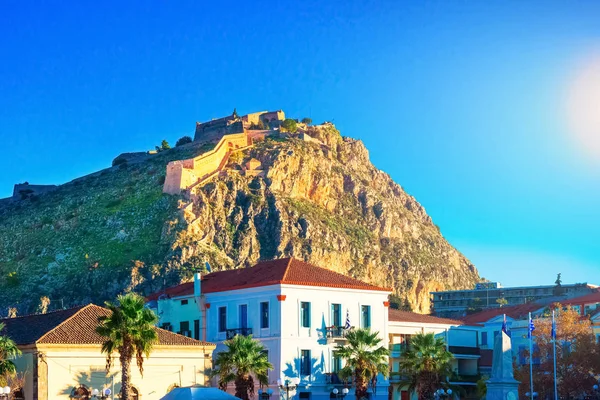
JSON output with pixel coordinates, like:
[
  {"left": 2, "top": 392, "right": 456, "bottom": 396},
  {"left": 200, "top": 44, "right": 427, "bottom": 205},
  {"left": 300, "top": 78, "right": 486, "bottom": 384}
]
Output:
[{"left": 486, "top": 330, "right": 520, "bottom": 400}]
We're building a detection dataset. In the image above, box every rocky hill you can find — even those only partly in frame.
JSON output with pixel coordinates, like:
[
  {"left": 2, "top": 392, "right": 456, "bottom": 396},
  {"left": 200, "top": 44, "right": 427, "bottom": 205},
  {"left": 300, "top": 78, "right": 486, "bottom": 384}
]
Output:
[{"left": 0, "top": 124, "right": 479, "bottom": 314}]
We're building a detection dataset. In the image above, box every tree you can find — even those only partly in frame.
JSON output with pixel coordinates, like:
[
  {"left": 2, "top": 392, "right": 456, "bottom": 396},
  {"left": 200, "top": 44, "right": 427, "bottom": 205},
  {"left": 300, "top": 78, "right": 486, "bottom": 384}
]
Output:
[
  {"left": 333, "top": 328, "right": 389, "bottom": 400},
  {"left": 96, "top": 293, "right": 159, "bottom": 400},
  {"left": 301, "top": 117, "right": 312, "bottom": 125},
  {"left": 232, "top": 108, "right": 239, "bottom": 118},
  {"left": 155, "top": 140, "right": 171, "bottom": 152},
  {"left": 280, "top": 119, "right": 298, "bottom": 133},
  {"left": 211, "top": 334, "right": 272, "bottom": 400},
  {"left": 496, "top": 297, "right": 508, "bottom": 307},
  {"left": 0, "top": 322, "right": 21, "bottom": 378},
  {"left": 398, "top": 332, "right": 453, "bottom": 400},
  {"left": 514, "top": 305, "right": 600, "bottom": 400},
  {"left": 175, "top": 136, "right": 193, "bottom": 147}
]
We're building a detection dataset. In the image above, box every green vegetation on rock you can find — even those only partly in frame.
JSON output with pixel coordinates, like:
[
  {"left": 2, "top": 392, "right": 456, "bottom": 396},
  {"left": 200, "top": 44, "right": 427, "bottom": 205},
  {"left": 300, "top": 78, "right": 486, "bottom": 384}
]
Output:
[{"left": 0, "top": 123, "right": 478, "bottom": 314}]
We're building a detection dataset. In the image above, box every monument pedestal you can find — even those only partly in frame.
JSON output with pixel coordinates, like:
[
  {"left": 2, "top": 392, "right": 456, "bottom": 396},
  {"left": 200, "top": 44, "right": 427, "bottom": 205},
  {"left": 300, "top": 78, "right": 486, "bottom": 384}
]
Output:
[
  {"left": 486, "top": 329, "right": 520, "bottom": 400},
  {"left": 486, "top": 379, "right": 520, "bottom": 400}
]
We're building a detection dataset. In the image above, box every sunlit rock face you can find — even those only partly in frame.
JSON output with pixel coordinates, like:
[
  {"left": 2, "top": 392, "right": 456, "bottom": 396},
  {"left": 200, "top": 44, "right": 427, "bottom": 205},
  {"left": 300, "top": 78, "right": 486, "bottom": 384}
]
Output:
[{"left": 0, "top": 124, "right": 479, "bottom": 314}]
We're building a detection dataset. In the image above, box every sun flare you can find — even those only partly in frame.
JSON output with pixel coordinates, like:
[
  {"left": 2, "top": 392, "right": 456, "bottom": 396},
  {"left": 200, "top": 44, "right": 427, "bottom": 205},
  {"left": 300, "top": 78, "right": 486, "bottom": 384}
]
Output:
[{"left": 566, "top": 53, "right": 600, "bottom": 162}]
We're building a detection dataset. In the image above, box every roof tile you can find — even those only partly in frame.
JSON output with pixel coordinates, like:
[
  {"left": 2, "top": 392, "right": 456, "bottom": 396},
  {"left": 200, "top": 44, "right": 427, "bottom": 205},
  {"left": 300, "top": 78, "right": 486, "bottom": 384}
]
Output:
[
  {"left": 0, "top": 304, "right": 213, "bottom": 347},
  {"left": 388, "top": 309, "right": 463, "bottom": 325},
  {"left": 147, "top": 257, "right": 391, "bottom": 301}
]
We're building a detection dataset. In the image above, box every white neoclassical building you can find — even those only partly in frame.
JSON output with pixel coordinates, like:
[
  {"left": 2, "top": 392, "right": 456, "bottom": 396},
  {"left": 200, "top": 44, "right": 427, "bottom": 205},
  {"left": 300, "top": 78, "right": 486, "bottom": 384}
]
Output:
[{"left": 147, "top": 257, "right": 392, "bottom": 400}]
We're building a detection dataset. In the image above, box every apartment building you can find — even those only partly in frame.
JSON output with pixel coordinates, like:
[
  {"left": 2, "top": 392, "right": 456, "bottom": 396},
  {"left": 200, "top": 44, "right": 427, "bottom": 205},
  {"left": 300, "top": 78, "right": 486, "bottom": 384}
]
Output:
[{"left": 431, "top": 283, "right": 598, "bottom": 317}]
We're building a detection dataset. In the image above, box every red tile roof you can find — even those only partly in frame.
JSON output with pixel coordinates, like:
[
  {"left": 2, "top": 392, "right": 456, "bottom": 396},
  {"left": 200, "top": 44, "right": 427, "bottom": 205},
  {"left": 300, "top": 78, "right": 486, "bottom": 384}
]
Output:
[
  {"left": 0, "top": 304, "right": 213, "bottom": 347},
  {"left": 556, "top": 290, "right": 600, "bottom": 307},
  {"left": 388, "top": 309, "right": 463, "bottom": 325},
  {"left": 461, "top": 302, "right": 542, "bottom": 324},
  {"left": 147, "top": 257, "right": 391, "bottom": 301}
]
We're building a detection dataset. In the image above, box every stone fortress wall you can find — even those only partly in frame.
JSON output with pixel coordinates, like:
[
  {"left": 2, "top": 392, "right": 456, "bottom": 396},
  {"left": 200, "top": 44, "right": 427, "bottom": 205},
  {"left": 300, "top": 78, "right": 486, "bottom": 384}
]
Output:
[
  {"left": 164, "top": 110, "right": 290, "bottom": 197},
  {"left": 163, "top": 132, "right": 251, "bottom": 195},
  {"left": 12, "top": 183, "right": 57, "bottom": 199}
]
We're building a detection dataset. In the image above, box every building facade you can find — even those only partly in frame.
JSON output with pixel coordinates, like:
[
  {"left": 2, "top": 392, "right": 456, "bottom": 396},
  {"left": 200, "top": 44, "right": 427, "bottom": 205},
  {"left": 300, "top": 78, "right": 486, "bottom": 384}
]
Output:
[
  {"left": 388, "top": 310, "right": 487, "bottom": 400},
  {"left": 0, "top": 304, "right": 215, "bottom": 400},
  {"left": 431, "top": 283, "right": 598, "bottom": 316},
  {"left": 147, "top": 258, "right": 391, "bottom": 400}
]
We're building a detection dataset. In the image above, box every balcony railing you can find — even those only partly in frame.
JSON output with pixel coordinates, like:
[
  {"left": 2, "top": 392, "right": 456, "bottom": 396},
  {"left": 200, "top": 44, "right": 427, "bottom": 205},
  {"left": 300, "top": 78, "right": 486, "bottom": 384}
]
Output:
[
  {"left": 226, "top": 327, "right": 253, "bottom": 339},
  {"left": 389, "top": 343, "right": 408, "bottom": 355},
  {"left": 324, "top": 372, "right": 346, "bottom": 385},
  {"left": 326, "top": 326, "right": 348, "bottom": 343},
  {"left": 388, "top": 372, "right": 409, "bottom": 383}
]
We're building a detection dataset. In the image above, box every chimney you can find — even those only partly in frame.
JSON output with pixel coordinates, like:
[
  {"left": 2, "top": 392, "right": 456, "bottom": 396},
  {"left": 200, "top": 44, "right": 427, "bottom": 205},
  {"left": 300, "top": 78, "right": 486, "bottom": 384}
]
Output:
[
  {"left": 194, "top": 271, "right": 202, "bottom": 303},
  {"left": 194, "top": 271, "right": 208, "bottom": 342}
]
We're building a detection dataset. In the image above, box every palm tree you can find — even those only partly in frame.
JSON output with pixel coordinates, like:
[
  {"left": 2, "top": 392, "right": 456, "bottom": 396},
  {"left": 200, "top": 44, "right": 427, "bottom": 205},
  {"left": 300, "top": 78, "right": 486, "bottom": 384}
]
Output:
[
  {"left": 333, "top": 328, "right": 389, "bottom": 400},
  {"left": 398, "top": 332, "right": 453, "bottom": 400},
  {"left": 211, "top": 334, "right": 272, "bottom": 400},
  {"left": 0, "top": 322, "right": 21, "bottom": 378},
  {"left": 96, "top": 293, "right": 158, "bottom": 400}
]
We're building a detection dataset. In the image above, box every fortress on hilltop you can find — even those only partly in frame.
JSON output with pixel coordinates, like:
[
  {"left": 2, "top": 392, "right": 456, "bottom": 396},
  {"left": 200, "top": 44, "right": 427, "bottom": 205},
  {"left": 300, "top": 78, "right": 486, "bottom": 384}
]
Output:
[
  {"left": 163, "top": 110, "right": 286, "bottom": 196},
  {"left": 193, "top": 109, "right": 285, "bottom": 141}
]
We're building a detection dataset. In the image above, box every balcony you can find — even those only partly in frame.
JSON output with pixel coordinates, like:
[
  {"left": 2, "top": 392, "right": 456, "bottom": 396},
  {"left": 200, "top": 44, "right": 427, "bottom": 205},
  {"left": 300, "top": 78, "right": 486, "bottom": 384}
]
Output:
[
  {"left": 326, "top": 326, "right": 348, "bottom": 343},
  {"left": 388, "top": 372, "right": 409, "bottom": 383},
  {"left": 324, "top": 372, "right": 347, "bottom": 385},
  {"left": 226, "top": 327, "right": 253, "bottom": 339},
  {"left": 389, "top": 343, "right": 408, "bottom": 358}
]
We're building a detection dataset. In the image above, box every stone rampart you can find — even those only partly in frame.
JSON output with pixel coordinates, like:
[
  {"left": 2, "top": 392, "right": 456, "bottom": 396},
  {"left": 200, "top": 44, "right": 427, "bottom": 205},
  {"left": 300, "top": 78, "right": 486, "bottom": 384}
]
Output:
[
  {"left": 163, "top": 132, "right": 250, "bottom": 195},
  {"left": 12, "top": 183, "right": 57, "bottom": 199}
]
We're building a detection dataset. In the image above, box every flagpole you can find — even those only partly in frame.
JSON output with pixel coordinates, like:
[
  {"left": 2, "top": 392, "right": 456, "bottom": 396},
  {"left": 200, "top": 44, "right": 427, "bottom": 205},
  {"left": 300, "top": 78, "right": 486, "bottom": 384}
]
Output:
[
  {"left": 529, "top": 312, "right": 534, "bottom": 400},
  {"left": 553, "top": 310, "right": 558, "bottom": 400}
]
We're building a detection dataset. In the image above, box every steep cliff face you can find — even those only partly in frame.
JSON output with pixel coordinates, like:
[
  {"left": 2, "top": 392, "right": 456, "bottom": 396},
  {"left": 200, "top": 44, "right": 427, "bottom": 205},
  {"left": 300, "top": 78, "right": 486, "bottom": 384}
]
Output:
[{"left": 0, "top": 124, "right": 478, "bottom": 314}]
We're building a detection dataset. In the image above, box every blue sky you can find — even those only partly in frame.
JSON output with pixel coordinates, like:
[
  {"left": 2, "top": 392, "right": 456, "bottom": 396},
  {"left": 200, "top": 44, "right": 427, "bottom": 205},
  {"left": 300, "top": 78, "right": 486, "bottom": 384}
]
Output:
[{"left": 1, "top": 1, "right": 599, "bottom": 287}]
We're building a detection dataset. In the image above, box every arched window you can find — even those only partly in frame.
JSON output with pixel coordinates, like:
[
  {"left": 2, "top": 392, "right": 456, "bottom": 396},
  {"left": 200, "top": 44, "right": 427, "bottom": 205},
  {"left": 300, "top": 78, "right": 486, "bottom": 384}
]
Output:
[
  {"left": 131, "top": 386, "right": 140, "bottom": 400},
  {"left": 71, "top": 386, "right": 90, "bottom": 399}
]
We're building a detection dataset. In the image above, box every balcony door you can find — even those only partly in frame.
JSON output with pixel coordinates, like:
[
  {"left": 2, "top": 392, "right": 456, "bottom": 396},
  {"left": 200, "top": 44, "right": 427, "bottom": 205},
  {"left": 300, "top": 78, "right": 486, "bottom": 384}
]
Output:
[
  {"left": 239, "top": 304, "right": 248, "bottom": 329},
  {"left": 331, "top": 304, "right": 341, "bottom": 327}
]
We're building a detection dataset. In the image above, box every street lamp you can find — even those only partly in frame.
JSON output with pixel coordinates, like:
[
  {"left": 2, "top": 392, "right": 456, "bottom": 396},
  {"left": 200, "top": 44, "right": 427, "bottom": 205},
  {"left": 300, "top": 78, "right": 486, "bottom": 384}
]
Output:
[
  {"left": 331, "top": 388, "right": 349, "bottom": 399},
  {"left": 258, "top": 388, "right": 274, "bottom": 400},
  {"left": 0, "top": 387, "right": 10, "bottom": 399},
  {"left": 91, "top": 388, "right": 112, "bottom": 399},
  {"left": 277, "top": 377, "right": 300, "bottom": 400},
  {"left": 435, "top": 389, "right": 453, "bottom": 399}
]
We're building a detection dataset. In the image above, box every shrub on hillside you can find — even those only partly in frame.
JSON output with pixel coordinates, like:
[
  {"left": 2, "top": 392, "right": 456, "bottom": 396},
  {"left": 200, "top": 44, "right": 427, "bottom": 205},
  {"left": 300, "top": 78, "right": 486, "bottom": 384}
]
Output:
[
  {"left": 301, "top": 117, "right": 312, "bottom": 125},
  {"left": 175, "top": 136, "right": 193, "bottom": 147},
  {"left": 281, "top": 118, "right": 298, "bottom": 133},
  {"left": 155, "top": 140, "right": 171, "bottom": 152}
]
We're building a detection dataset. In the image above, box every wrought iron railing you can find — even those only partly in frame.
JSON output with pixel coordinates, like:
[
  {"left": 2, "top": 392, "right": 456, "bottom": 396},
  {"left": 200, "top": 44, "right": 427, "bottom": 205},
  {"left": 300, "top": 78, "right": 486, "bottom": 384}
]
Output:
[
  {"left": 326, "top": 326, "right": 347, "bottom": 339},
  {"left": 226, "top": 327, "right": 253, "bottom": 339}
]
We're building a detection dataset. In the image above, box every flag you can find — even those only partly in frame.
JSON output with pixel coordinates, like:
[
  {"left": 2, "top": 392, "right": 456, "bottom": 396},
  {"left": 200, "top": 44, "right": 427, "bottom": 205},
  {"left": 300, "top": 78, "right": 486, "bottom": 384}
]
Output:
[
  {"left": 344, "top": 309, "right": 351, "bottom": 330},
  {"left": 528, "top": 315, "right": 535, "bottom": 339}
]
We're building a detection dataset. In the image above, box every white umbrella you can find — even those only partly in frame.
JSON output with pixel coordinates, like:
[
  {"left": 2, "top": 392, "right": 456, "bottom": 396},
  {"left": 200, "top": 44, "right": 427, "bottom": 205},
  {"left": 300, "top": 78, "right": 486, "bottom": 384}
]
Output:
[{"left": 160, "top": 387, "right": 242, "bottom": 400}]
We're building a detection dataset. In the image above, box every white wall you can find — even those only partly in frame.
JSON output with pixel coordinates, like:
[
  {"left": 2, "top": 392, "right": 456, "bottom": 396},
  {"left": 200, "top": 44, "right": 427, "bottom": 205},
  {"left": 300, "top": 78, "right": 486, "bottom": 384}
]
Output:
[{"left": 155, "top": 282, "right": 391, "bottom": 400}]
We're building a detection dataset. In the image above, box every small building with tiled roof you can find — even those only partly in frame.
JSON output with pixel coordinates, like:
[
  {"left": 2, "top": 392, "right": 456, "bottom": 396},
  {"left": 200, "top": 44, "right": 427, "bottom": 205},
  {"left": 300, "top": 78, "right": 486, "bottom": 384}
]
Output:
[
  {"left": 0, "top": 304, "right": 215, "bottom": 400},
  {"left": 387, "top": 308, "right": 485, "bottom": 400},
  {"left": 146, "top": 257, "right": 391, "bottom": 400}
]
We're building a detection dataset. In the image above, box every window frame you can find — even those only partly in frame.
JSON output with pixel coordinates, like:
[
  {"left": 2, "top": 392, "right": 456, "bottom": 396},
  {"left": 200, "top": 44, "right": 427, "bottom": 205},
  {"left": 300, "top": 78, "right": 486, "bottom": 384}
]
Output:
[
  {"left": 361, "top": 305, "right": 371, "bottom": 329},
  {"left": 261, "top": 301, "right": 269, "bottom": 329},
  {"left": 300, "top": 349, "right": 311, "bottom": 376},
  {"left": 218, "top": 306, "right": 227, "bottom": 332},
  {"left": 300, "top": 302, "right": 311, "bottom": 328}
]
